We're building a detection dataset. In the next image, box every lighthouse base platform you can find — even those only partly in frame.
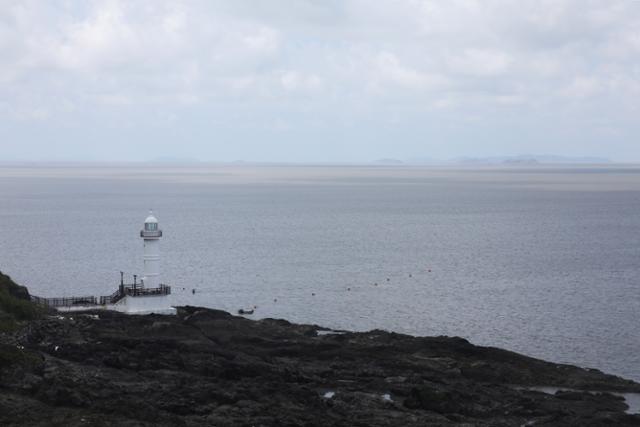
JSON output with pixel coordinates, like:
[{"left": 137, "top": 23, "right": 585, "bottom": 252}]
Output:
[
  {"left": 111, "top": 294, "right": 176, "bottom": 315},
  {"left": 54, "top": 295, "right": 176, "bottom": 315}
]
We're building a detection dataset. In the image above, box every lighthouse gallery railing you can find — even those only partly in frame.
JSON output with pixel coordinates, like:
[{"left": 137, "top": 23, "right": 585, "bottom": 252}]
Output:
[{"left": 99, "top": 284, "right": 171, "bottom": 305}]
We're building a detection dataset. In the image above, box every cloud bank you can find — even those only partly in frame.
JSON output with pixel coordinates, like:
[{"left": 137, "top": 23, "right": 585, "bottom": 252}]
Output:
[{"left": 1, "top": 0, "right": 639, "bottom": 161}]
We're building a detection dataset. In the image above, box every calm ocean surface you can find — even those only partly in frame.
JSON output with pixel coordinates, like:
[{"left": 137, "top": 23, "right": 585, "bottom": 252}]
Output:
[{"left": 1, "top": 164, "right": 639, "bottom": 381}]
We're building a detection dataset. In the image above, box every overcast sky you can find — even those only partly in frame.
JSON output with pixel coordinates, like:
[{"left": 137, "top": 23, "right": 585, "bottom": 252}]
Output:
[{"left": 1, "top": 0, "right": 639, "bottom": 162}]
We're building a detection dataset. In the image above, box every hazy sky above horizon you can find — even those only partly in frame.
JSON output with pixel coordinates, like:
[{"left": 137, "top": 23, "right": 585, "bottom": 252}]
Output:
[{"left": 1, "top": 0, "right": 639, "bottom": 162}]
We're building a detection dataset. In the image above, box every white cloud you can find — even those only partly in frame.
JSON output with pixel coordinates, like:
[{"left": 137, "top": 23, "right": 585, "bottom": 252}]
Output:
[
  {"left": 280, "top": 71, "right": 322, "bottom": 92},
  {"left": 562, "top": 76, "right": 601, "bottom": 99},
  {"left": 242, "top": 26, "right": 280, "bottom": 53},
  {"left": 446, "top": 49, "right": 512, "bottom": 77},
  {"left": 373, "top": 51, "right": 447, "bottom": 90}
]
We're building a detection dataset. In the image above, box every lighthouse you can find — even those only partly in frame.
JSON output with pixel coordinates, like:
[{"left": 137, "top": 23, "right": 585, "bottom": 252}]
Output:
[
  {"left": 32, "top": 209, "right": 175, "bottom": 315},
  {"left": 140, "top": 210, "right": 162, "bottom": 288}
]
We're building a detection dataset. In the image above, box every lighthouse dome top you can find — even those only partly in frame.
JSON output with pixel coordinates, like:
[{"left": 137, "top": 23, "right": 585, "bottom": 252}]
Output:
[{"left": 144, "top": 210, "right": 158, "bottom": 224}]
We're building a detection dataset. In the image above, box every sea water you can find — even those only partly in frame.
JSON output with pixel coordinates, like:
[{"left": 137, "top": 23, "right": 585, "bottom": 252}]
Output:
[{"left": 0, "top": 164, "right": 638, "bottom": 382}]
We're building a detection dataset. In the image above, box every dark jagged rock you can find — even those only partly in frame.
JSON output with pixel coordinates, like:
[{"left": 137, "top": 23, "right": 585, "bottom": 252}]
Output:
[
  {"left": 0, "top": 272, "right": 41, "bottom": 333},
  {"left": 1, "top": 301, "right": 639, "bottom": 425},
  {"left": 0, "top": 272, "right": 30, "bottom": 301}
]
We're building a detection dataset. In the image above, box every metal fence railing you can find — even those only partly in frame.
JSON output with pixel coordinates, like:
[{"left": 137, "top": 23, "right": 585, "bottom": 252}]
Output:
[
  {"left": 31, "top": 295, "right": 98, "bottom": 308},
  {"left": 32, "top": 284, "right": 171, "bottom": 308}
]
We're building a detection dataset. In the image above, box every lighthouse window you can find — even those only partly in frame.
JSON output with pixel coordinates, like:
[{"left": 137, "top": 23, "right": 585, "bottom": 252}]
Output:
[{"left": 145, "top": 223, "right": 157, "bottom": 231}]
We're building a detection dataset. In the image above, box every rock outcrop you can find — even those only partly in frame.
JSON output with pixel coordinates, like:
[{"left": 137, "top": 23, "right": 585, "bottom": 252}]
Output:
[
  {"left": 0, "top": 307, "right": 640, "bottom": 426},
  {"left": 0, "top": 272, "right": 40, "bottom": 333},
  {"left": 0, "top": 278, "right": 639, "bottom": 426}
]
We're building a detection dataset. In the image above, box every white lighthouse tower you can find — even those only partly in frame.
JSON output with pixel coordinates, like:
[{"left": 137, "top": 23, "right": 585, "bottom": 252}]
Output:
[{"left": 140, "top": 210, "right": 162, "bottom": 288}]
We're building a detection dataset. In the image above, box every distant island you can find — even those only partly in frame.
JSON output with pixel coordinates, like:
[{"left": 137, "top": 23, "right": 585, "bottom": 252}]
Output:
[
  {"left": 371, "top": 155, "right": 611, "bottom": 166},
  {"left": 374, "top": 158, "right": 406, "bottom": 165},
  {"left": 1, "top": 271, "right": 639, "bottom": 426},
  {"left": 452, "top": 155, "right": 611, "bottom": 165}
]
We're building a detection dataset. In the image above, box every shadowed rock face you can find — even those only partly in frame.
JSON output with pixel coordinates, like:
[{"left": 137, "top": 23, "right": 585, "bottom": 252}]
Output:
[
  {"left": 0, "top": 272, "right": 30, "bottom": 302},
  {"left": 1, "top": 306, "right": 639, "bottom": 426},
  {"left": 0, "top": 272, "right": 41, "bottom": 334}
]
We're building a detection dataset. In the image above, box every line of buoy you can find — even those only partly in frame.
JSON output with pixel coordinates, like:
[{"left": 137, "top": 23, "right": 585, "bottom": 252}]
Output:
[{"left": 187, "top": 269, "right": 434, "bottom": 310}]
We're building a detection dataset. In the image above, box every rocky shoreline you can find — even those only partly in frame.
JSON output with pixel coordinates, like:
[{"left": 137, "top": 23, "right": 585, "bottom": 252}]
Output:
[{"left": 1, "top": 275, "right": 640, "bottom": 426}]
